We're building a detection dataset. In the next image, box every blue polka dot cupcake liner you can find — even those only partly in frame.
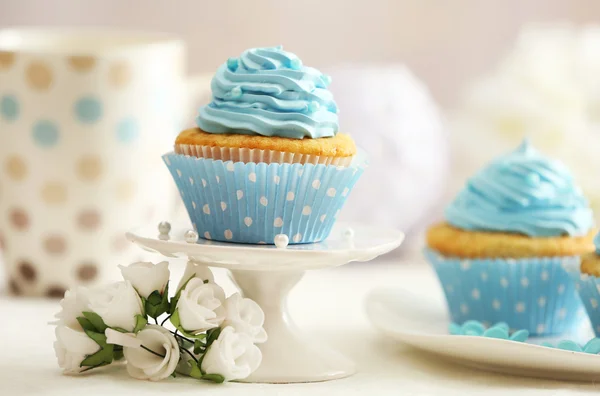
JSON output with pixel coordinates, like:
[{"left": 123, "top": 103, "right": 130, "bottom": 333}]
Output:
[
  {"left": 425, "top": 248, "right": 583, "bottom": 336},
  {"left": 163, "top": 152, "right": 365, "bottom": 244},
  {"left": 567, "top": 269, "right": 600, "bottom": 337}
]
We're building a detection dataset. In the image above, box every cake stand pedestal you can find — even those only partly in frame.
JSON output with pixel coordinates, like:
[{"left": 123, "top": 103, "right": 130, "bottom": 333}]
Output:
[{"left": 126, "top": 222, "right": 404, "bottom": 383}]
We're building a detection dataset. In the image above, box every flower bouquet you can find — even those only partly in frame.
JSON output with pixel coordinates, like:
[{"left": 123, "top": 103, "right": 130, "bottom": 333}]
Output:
[{"left": 51, "top": 260, "right": 266, "bottom": 383}]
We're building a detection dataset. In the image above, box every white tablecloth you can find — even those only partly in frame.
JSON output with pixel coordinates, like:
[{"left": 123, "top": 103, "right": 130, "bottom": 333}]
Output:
[{"left": 1, "top": 259, "right": 599, "bottom": 395}]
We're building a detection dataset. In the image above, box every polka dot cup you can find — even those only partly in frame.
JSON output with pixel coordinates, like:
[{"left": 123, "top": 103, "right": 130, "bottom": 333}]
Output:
[
  {"left": 568, "top": 270, "right": 600, "bottom": 337},
  {"left": 425, "top": 249, "right": 584, "bottom": 336},
  {"left": 163, "top": 152, "right": 366, "bottom": 244},
  {"left": 0, "top": 29, "right": 211, "bottom": 297}
]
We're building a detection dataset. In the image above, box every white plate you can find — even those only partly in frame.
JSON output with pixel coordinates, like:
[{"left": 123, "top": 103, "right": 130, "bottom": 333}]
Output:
[{"left": 366, "top": 288, "right": 600, "bottom": 381}]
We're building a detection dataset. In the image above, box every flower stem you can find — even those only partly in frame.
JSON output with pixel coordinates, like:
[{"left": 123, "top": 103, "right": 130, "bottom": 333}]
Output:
[
  {"left": 180, "top": 346, "right": 199, "bottom": 363},
  {"left": 141, "top": 345, "right": 165, "bottom": 358},
  {"left": 160, "top": 315, "right": 172, "bottom": 326},
  {"left": 154, "top": 317, "right": 159, "bottom": 325}
]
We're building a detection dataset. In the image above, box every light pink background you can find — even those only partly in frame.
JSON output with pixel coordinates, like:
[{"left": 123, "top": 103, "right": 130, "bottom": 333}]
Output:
[{"left": 1, "top": 0, "right": 599, "bottom": 107}]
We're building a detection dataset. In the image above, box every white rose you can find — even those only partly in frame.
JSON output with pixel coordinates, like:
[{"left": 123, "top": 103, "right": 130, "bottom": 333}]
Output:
[
  {"left": 52, "top": 287, "right": 92, "bottom": 330},
  {"left": 54, "top": 325, "right": 100, "bottom": 374},
  {"left": 176, "top": 279, "right": 225, "bottom": 334},
  {"left": 176, "top": 261, "right": 214, "bottom": 292},
  {"left": 222, "top": 293, "right": 267, "bottom": 343},
  {"left": 88, "top": 281, "right": 144, "bottom": 331},
  {"left": 119, "top": 261, "right": 170, "bottom": 298},
  {"left": 107, "top": 325, "right": 180, "bottom": 381},
  {"left": 201, "top": 326, "right": 262, "bottom": 381}
]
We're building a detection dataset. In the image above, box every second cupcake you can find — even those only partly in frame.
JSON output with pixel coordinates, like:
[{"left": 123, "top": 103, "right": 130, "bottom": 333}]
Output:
[
  {"left": 426, "top": 139, "right": 595, "bottom": 335},
  {"left": 164, "top": 46, "right": 365, "bottom": 244}
]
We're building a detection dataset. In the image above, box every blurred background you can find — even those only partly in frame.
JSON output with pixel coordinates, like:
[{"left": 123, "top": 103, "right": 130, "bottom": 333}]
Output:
[{"left": 2, "top": 0, "right": 600, "bottom": 296}]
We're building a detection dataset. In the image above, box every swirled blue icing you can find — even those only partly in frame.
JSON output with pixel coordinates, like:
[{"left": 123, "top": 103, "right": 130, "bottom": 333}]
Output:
[
  {"left": 196, "top": 46, "right": 338, "bottom": 139},
  {"left": 446, "top": 139, "right": 593, "bottom": 237}
]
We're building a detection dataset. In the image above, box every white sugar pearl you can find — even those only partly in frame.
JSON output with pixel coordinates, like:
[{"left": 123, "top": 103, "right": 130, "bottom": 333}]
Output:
[
  {"left": 184, "top": 229, "right": 198, "bottom": 243},
  {"left": 275, "top": 234, "right": 289, "bottom": 248}
]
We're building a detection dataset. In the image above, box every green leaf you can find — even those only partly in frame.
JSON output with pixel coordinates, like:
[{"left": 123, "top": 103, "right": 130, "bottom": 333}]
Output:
[
  {"left": 193, "top": 339, "right": 205, "bottom": 355},
  {"left": 189, "top": 364, "right": 203, "bottom": 379},
  {"left": 110, "top": 327, "right": 129, "bottom": 333},
  {"left": 133, "top": 314, "right": 147, "bottom": 333},
  {"left": 206, "top": 327, "right": 221, "bottom": 346},
  {"left": 82, "top": 311, "right": 107, "bottom": 333},
  {"left": 147, "top": 290, "right": 162, "bottom": 305},
  {"left": 170, "top": 309, "right": 207, "bottom": 340},
  {"left": 76, "top": 317, "right": 96, "bottom": 332},
  {"left": 84, "top": 330, "right": 107, "bottom": 346},
  {"left": 113, "top": 349, "right": 124, "bottom": 361},
  {"left": 202, "top": 374, "right": 225, "bottom": 383},
  {"left": 145, "top": 287, "right": 170, "bottom": 319}
]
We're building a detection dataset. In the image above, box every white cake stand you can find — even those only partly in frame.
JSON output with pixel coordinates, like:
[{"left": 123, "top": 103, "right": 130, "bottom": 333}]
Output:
[{"left": 126, "top": 222, "right": 404, "bottom": 383}]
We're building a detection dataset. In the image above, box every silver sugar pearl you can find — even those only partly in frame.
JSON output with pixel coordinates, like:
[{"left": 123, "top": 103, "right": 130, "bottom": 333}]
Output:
[
  {"left": 158, "top": 221, "right": 171, "bottom": 235},
  {"left": 274, "top": 234, "right": 289, "bottom": 249},
  {"left": 184, "top": 229, "right": 199, "bottom": 244}
]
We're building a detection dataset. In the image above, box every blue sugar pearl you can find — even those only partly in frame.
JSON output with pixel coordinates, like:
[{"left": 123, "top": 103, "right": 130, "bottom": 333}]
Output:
[
  {"left": 462, "top": 320, "right": 485, "bottom": 336},
  {"left": 464, "top": 330, "right": 480, "bottom": 336},
  {"left": 583, "top": 338, "right": 600, "bottom": 354},
  {"left": 289, "top": 57, "right": 302, "bottom": 70},
  {"left": 541, "top": 342, "right": 554, "bottom": 348},
  {"left": 509, "top": 329, "right": 529, "bottom": 342},
  {"left": 308, "top": 101, "right": 320, "bottom": 113},
  {"left": 230, "top": 86, "right": 242, "bottom": 99},
  {"left": 483, "top": 327, "right": 509, "bottom": 339},
  {"left": 227, "top": 58, "right": 238, "bottom": 71},
  {"left": 323, "top": 74, "right": 332, "bottom": 86},
  {"left": 556, "top": 340, "right": 582, "bottom": 352},
  {"left": 526, "top": 173, "right": 540, "bottom": 186},
  {"left": 448, "top": 323, "right": 462, "bottom": 335},
  {"left": 491, "top": 322, "right": 509, "bottom": 332}
]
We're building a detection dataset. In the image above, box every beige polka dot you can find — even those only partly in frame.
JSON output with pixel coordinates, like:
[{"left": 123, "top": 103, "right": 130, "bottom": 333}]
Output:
[
  {"left": 77, "top": 156, "right": 102, "bottom": 181},
  {"left": 108, "top": 61, "right": 131, "bottom": 88},
  {"left": 26, "top": 61, "right": 53, "bottom": 90},
  {"left": 44, "top": 235, "right": 67, "bottom": 255},
  {"left": 0, "top": 51, "right": 15, "bottom": 70},
  {"left": 77, "top": 209, "right": 101, "bottom": 230},
  {"left": 112, "top": 234, "right": 130, "bottom": 252},
  {"left": 41, "top": 182, "right": 67, "bottom": 204},
  {"left": 18, "top": 260, "right": 36, "bottom": 282},
  {"left": 77, "top": 262, "right": 98, "bottom": 281},
  {"left": 10, "top": 208, "right": 29, "bottom": 230},
  {"left": 67, "top": 55, "right": 96, "bottom": 72},
  {"left": 5, "top": 155, "right": 27, "bottom": 181},
  {"left": 8, "top": 278, "right": 21, "bottom": 295},
  {"left": 46, "top": 285, "right": 66, "bottom": 298},
  {"left": 115, "top": 179, "right": 136, "bottom": 201}
]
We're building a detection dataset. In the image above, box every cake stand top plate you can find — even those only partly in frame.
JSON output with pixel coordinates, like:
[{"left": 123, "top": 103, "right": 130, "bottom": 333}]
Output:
[{"left": 126, "top": 222, "right": 404, "bottom": 271}]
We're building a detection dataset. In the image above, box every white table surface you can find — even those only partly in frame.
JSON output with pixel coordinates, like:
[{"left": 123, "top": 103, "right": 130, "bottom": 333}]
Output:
[{"left": 2, "top": 257, "right": 600, "bottom": 395}]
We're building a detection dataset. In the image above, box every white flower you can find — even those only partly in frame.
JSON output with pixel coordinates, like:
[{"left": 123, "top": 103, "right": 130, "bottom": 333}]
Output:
[
  {"left": 176, "top": 279, "right": 225, "bottom": 334},
  {"left": 54, "top": 325, "right": 100, "bottom": 374},
  {"left": 88, "top": 281, "right": 144, "bottom": 331},
  {"left": 222, "top": 293, "right": 267, "bottom": 343},
  {"left": 201, "top": 327, "right": 262, "bottom": 381},
  {"left": 116, "top": 325, "right": 180, "bottom": 381},
  {"left": 176, "top": 261, "right": 214, "bottom": 292},
  {"left": 52, "top": 287, "right": 92, "bottom": 330},
  {"left": 119, "top": 261, "right": 170, "bottom": 298}
]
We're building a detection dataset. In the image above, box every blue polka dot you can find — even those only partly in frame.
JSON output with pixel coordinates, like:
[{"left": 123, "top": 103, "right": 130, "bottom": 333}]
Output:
[
  {"left": 116, "top": 117, "right": 139, "bottom": 143},
  {"left": 1, "top": 95, "right": 19, "bottom": 121},
  {"left": 74, "top": 96, "right": 102, "bottom": 123},
  {"left": 32, "top": 120, "right": 59, "bottom": 147}
]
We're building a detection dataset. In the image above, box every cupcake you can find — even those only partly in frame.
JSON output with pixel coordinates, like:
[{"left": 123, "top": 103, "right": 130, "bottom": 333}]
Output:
[
  {"left": 569, "top": 232, "right": 600, "bottom": 336},
  {"left": 426, "top": 139, "right": 595, "bottom": 335},
  {"left": 163, "top": 46, "right": 365, "bottom": 244}
]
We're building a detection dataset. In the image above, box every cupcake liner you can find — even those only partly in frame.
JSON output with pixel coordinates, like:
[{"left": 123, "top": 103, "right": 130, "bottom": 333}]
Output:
[
  {"left": 425, "top": 248, "right": 584, "bottom": 335},
  {"left": 175, "top": 144, "right": 353, "bottom": 166},
  {"left": 567, "top": 267, "right": 600, "bottom": 336},
  {"left": 163, "top": 151, "right": 366, "bottom": 244}
]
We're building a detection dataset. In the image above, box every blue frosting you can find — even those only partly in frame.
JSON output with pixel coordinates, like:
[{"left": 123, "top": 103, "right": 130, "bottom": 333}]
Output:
[
  {"left": 446, "top": 139, "right": 593, "bottom": 237},
  {"left": 595, "top": 232, "right": 600, "bottom": 254},
  {"left": 196, "top": 46, "right": 338, "bottom": 139}
]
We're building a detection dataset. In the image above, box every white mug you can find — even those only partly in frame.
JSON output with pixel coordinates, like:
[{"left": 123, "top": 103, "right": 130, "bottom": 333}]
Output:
[{"left": 0, "top": 28, "right": 211, "bottom": 297}]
